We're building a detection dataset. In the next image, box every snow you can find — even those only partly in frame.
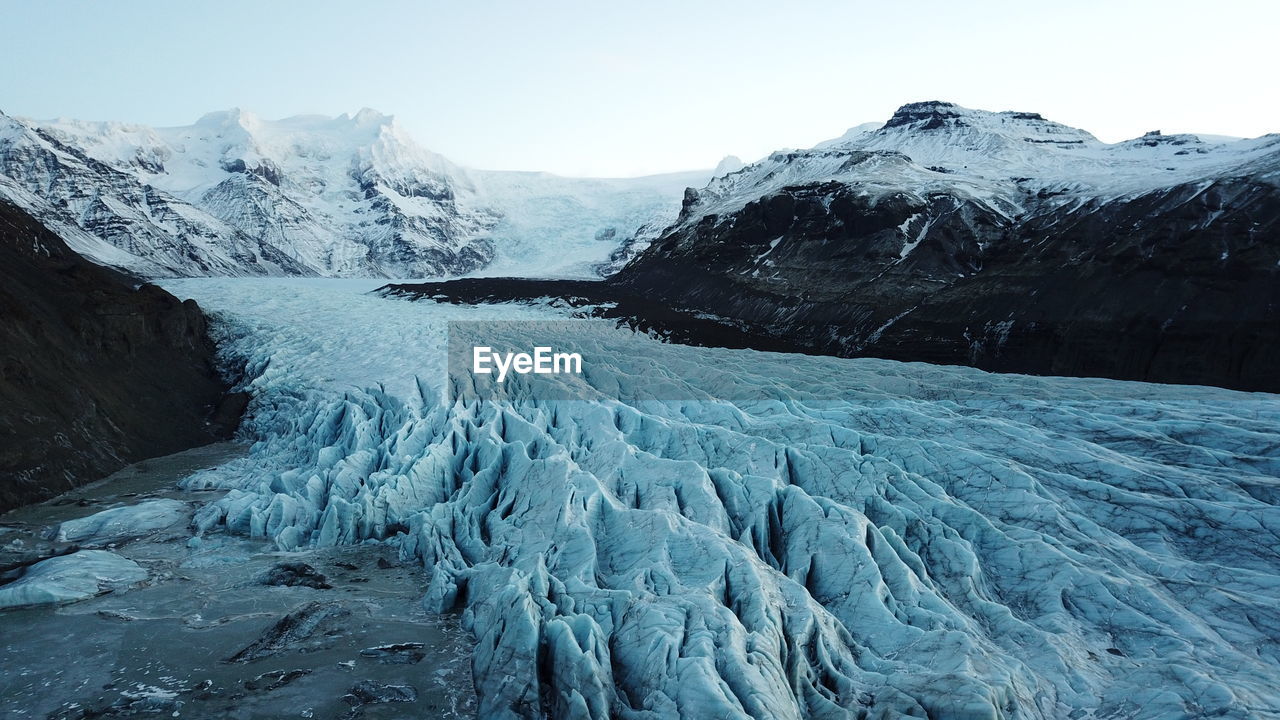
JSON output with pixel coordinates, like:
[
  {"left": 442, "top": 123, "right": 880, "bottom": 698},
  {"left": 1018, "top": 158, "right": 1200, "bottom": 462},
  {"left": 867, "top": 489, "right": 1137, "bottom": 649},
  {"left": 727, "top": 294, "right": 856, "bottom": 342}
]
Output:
[
  {"left": 0, "top": 112, "right": 308, "bottom": 277},
  {"left": 0, "top": 174, "right": 163, "bottom": 274},
  {"left": 159, "top": 277, "right": 1280, "bottom": 720},
  {"left": 465, "top": 168, "right": 712, "bottom": 279},
  {"left": 679, "top": 103, "right": 1280, "bottom": 233},
  {"left": 52, "top": 499, "right": 190, "bottom": 546},
  {"left": 895, "top": 213, "right": 932, "bottom": 261},
  {"left": 813, "top": 121, "right": 884, "bottom": 149},
  {"left": 712, "top": 155, "right": 746, "bottom": 177},
  {"left": 0, "top": 550, "right": 147, "bottom": 609},
  {"left": 751, "top": 236, "right": 785, "bottom": 266},
  {"left": 52, "top": 108, "right": 495, "bottom": 278}
]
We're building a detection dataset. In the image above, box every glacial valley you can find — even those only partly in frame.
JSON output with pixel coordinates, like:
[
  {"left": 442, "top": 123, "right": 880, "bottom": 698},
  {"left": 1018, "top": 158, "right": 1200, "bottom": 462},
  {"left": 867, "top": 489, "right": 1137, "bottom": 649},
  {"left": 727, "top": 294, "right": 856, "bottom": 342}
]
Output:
[{"left": 6, "top": 279, "right": 1274, "bottom": 719}]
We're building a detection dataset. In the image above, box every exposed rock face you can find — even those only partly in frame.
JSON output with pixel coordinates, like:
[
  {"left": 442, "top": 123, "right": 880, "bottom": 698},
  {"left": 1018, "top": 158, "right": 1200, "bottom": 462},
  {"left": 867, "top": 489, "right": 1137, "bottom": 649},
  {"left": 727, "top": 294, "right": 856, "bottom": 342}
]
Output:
[
  {"left": 881, "top": 99, "right": 971, "bottom": 130},
  {"left": 0, "top": 201, "right": 240, "bottom": 512},
  {"left": 258, "top": 561, "right": 332, "bottom": 589},
  {"left": 226, "top": 601, "right": 351, "bottom": 663},
  {"left": 343, "top": 680, "right": 418, "bottom": 705},
  {"left": 611, "top": 175, "right": 1280, "bottom": 391}
]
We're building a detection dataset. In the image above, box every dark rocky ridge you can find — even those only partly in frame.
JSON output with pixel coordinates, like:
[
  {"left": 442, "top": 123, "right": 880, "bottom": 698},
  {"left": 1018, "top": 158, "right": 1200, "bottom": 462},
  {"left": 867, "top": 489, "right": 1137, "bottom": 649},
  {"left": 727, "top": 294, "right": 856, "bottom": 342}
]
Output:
[
  {"left": 382, "top": 175, "right": 1280, "bottom": 393},
  {"left": 630, "top": 175, "right": 1280, "bottom": 392},
  {"left": 881, "top": 100, "right": 971, "bottom": 131},
  {"left": 379, "top": 277, "right": 812, "bottom": 355},
  {"left": 0, "top": 200, "right": 243, "bottom": 512}
]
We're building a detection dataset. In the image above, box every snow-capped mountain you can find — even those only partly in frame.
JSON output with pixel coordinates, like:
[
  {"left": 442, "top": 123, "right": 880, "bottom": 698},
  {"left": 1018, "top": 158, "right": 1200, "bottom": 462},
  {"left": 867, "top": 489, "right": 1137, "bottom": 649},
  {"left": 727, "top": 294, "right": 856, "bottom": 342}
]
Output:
[
  {"left": 387, "top": 101, "right": 1278, "bottom": 391},
  {"left": 0, "top": 112, "right": 307, "bottom": 277},
  {"left": 605, "top": 100, "right": 1280, "bottom": 391},
  {"left": 0, "top": 109, "right": 710, "bottom": 278},
  {"left": 676, "top": 101, "right": 1280, "bottom": 229}
]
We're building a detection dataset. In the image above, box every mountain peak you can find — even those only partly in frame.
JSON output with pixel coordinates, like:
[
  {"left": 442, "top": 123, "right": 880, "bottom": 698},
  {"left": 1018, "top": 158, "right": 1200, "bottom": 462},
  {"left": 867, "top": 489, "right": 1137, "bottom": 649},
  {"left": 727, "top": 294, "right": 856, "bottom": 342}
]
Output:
[
  {"left": 195, "top": 108, "right": 261, "bottom": 129},
  {"left": 882, "top": 101, "right": 967, "bottom": 131},
  {"left": 713, "top": 155, "right": 744, "bottom": 176},
  {"left": 874, "top": 101, "right": 1099, "bottom": 150},
  {"left": 349, "top": 107, "right": 393, "bottom": 127}
]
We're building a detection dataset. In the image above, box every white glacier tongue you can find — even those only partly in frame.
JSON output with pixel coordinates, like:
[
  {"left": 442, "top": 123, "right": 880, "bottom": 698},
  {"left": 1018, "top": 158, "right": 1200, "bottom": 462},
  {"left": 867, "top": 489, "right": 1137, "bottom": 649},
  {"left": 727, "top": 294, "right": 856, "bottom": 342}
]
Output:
[
  {"left": 164, "top": 278, "right": 1280, "bottom": 720},
  {"left": 464, "top": 168, "right": 713, "bottom": 279}
]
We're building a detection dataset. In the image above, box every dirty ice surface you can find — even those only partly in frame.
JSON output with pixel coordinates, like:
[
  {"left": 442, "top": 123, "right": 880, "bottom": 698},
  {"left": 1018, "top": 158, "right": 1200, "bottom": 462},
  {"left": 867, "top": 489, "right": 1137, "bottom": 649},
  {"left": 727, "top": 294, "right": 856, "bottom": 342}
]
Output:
[
  {"left": 94, "top": 278, "right": 1280, "bottom": 718},
  {"left": 0, "top": 440, "right": 476, "bottom": 719}
]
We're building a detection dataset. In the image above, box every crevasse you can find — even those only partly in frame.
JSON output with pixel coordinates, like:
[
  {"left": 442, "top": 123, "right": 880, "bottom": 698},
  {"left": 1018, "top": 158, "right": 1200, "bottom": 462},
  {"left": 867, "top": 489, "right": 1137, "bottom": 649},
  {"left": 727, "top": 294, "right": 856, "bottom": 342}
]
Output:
[{"left": 169, "top": 278, "right": 1280, "bottom": 720}]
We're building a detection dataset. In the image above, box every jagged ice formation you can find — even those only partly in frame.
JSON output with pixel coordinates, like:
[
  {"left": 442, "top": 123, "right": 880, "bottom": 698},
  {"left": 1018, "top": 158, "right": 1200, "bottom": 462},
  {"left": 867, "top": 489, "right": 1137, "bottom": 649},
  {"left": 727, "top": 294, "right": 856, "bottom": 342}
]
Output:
[{"left": 164, "top": 279, "right": 1280, "bottom": 720}]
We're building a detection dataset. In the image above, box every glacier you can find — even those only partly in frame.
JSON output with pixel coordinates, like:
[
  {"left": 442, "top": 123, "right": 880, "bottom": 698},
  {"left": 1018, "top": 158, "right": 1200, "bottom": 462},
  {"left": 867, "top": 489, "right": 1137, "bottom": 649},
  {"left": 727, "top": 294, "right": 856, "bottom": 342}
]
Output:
[
  {"left": 0, "top": 550, "right": 148, "bottom": 610},
  {"left": 162, "top": 278, "right": 1280, "bottom": 719},
  {"left": 51, "top": 498, "right": 190, "bottom": 546}
]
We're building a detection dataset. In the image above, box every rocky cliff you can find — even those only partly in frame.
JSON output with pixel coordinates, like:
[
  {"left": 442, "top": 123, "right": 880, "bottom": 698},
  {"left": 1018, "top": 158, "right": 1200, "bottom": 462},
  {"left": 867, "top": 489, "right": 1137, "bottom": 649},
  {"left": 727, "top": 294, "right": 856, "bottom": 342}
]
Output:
[
  {"left": 0, "top": 201, "right": 242, "bottom": 511},
  {"left": 610, "top": 174, "right": 1280, "bottom": 392}
]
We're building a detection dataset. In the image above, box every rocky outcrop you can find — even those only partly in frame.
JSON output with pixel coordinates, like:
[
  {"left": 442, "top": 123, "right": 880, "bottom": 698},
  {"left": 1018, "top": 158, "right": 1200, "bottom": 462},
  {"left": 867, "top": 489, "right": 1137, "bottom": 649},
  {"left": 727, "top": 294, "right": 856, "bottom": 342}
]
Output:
[
  {"left": 608, "top": 176, "right": 1280, "bottom": 392},
  {"left": 0, "top": 201, "right": 242, "bottom": 512}
]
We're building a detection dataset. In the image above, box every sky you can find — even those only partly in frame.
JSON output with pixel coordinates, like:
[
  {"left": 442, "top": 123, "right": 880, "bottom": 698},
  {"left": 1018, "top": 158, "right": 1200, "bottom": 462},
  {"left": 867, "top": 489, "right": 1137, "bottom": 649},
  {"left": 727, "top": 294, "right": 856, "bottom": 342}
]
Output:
[{"left": 2, "top": 0, "right": 1277, "bottom": 177}]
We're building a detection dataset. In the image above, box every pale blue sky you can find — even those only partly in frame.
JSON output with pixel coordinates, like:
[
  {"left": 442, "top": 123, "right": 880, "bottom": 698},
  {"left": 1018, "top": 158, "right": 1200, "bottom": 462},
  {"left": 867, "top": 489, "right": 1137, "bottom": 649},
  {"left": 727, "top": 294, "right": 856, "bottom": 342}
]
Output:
[{"left": 2, "top": 0, "right": 1276, "bottom": 176}]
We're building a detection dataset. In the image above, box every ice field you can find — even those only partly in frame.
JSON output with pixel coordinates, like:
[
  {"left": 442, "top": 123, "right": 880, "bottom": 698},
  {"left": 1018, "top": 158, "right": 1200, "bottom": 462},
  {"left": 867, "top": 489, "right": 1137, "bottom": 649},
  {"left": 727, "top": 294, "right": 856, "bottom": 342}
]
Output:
[{"left": 161, "top": 278, "right": 1280, "bottom": 720}]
